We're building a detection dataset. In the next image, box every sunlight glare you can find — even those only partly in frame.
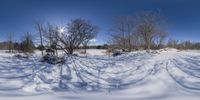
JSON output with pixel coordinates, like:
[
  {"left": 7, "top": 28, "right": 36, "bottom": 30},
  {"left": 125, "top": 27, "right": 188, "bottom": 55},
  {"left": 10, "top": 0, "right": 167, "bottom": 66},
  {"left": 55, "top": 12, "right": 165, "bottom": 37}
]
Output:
[{"left": 58, "top": 27, "right": 65, "bottom": 33}]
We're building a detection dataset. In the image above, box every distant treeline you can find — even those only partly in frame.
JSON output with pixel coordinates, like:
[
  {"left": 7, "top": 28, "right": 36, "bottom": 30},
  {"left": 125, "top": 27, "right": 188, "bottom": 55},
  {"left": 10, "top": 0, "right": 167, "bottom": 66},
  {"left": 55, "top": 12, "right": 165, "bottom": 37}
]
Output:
[
  {"left": 0, "top": 32, "right": 35, "bottom": 53},
  {"left": 1, "top": 40, "right": 200, "bottom": 51},
  {"left": 167, "top": 39, "right": 200, "bottom": 50},
  {"left": 108, "top": 40, "right": 200, "bottom": 52}
]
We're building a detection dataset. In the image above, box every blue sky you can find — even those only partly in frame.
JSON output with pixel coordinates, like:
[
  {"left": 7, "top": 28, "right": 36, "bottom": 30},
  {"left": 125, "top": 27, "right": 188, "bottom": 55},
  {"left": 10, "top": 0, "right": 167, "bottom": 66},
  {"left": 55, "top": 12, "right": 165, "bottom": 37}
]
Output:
[{"left": 0, "top": 0, "right": 200, "bottom": 44}]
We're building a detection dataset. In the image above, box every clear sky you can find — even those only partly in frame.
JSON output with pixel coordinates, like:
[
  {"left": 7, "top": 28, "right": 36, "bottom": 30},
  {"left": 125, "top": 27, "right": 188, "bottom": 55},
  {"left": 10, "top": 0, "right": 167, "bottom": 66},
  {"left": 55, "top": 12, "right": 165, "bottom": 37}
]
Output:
[{"left": 0, "top": 0, "right": 200, "bottom": 44}]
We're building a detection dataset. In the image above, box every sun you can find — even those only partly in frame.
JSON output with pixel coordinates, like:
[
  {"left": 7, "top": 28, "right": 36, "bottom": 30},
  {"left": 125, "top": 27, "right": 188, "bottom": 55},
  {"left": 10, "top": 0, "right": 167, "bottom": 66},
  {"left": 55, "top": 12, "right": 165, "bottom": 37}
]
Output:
[{"left": 58, "top": 27, "right": 65, "bottom": 33}]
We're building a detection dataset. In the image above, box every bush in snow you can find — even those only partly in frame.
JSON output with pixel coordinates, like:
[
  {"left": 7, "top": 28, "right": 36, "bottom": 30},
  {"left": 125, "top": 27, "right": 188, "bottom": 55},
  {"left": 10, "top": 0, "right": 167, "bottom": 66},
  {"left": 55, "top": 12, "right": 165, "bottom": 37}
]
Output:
[
  {"left": 41, "top": 54, "right": 65, "bottom": 65},
  {"left": 112, "top": 49, "right": 123, "bottom": 56},
  {"left": 14, "top": 54, "right": 29, "bottom": 59}
]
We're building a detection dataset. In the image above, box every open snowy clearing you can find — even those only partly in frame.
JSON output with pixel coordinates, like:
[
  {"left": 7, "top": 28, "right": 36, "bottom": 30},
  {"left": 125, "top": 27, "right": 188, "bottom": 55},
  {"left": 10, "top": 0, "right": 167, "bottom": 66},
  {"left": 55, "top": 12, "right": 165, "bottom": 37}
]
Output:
[{"left": 0, "top": 49, "right": 200, "bottom": 100}]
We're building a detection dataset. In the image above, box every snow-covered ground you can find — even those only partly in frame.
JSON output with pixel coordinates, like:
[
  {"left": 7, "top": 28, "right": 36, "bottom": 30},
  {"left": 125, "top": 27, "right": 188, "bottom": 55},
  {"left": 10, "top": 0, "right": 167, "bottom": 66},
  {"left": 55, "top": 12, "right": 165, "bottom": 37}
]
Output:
[{"left": 0, "top": 49, "right": 200, "bottom": 100}]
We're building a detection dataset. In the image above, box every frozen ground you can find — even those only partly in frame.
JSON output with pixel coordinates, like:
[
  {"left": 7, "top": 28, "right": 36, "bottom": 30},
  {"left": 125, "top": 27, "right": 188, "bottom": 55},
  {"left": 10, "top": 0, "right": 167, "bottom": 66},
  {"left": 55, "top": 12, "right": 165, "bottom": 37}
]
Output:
[{"left": 0, "top": 49, "right": 200, "bottom": 100}]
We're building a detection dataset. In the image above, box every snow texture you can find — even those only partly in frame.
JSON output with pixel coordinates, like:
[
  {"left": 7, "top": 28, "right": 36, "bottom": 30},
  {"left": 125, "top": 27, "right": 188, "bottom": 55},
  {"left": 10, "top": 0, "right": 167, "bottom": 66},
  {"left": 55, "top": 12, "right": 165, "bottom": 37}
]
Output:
[{"left": 0, "top": 49, "right": 200, "bottom": 100}]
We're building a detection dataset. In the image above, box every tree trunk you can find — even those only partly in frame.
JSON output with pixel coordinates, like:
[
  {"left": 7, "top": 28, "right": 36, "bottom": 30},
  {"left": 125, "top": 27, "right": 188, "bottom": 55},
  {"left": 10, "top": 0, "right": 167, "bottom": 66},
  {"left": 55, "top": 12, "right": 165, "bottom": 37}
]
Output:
[
  {"left": 68, "top": 48, "right": 74, "bottom": 55},
  {"left": 147, "top": 43, "right": 151, "bottom": 53},
  {"left": 84, "top": 45, "right": 87, "bottom": 54},
  {"left": 59, "top": 65, "right": 63, "bottom": 88}
]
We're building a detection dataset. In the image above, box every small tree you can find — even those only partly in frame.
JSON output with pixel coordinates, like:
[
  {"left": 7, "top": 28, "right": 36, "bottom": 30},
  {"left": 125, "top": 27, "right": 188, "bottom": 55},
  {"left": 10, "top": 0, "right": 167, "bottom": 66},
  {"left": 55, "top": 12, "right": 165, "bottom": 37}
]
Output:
[
  {"left": 13, "top": 42, "right": 20, "bottom": 52},
  {"left": 42, "top": 24, "right": 59, "bottom": 56},
  {"left": 35, "top": 21, "right": 44, "bottom": 55},
  {"left": 154, "top": 31, "right": 168, "bottom": 49},
  {"left": 82, "top": 39, "right": 90, "bottom": 54},
  {"left": 20, "top": 32, "right": 35, "bottom": 53},
  {"left": 110, "top": 16, "right": 136, "bottom": 51},
  {"left": 7, "top": 33, "right": 14, "bottom": 53},
  {"left": 167, "top": 38, "right": 178, "bottom": 48}
]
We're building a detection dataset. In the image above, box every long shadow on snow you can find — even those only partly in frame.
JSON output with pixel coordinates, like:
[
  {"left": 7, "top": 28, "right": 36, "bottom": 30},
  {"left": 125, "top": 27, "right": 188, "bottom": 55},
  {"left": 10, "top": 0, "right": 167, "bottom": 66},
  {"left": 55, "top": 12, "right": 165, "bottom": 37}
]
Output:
[
  {"left": 60, "top": 54, "right": 151, "bottom": 91},
  {"left": 166, "top": 58, "right": 200, "bottom": 92},
  {"left": 0, "top": 55, "right": 52, "bottom": 92}
]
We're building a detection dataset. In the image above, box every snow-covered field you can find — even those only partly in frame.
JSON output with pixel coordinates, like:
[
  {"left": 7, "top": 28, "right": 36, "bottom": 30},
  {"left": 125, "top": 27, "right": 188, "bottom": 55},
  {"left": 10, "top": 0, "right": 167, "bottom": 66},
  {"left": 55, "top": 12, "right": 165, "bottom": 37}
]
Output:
[{"left": 0, "top": 49, "right": 200, "bottom": 100}]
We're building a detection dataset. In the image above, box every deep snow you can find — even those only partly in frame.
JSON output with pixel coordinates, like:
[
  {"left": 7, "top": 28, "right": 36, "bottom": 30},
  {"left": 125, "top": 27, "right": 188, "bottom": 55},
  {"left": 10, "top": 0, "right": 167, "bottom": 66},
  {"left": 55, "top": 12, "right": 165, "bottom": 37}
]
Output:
[{"left": 0, "top": 49, "right": 200, "bottom": 100}]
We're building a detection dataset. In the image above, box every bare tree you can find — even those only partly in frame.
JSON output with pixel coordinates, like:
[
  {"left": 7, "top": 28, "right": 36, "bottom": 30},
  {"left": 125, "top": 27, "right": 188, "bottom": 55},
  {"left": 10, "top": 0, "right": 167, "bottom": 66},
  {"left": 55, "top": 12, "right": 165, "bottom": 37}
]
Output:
[
  {"left": 35, "top": 21, "right": 45, "bottom": 55},
  {"left": 7, "top": 33, "right": 13, "bottom": 53},
  {"left": 42, "top": 24, "right": 61, "bottom": 56},
  {"left": 167, "top": 38, "right": 178, "bottom": 48},
  {"left": 57, "top": 18, "right": 98, "bottom": 54},
  {"left": 110, "top": 16, "right": 135, "bottom": 51},
  {"left": 154, "top": 30, "right": 168, "bottom": 49},
  {"left": 136, "top": 11, "right": 167, "bottom": 52},
  {"left": 82, "top": 39, "right": 90, "bottom": 54}
]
